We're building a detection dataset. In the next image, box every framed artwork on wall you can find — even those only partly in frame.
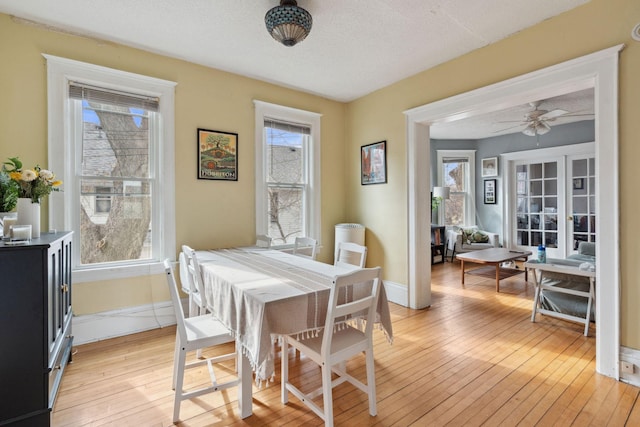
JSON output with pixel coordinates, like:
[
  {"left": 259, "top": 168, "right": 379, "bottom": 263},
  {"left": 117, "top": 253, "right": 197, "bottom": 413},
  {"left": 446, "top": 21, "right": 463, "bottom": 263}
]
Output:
[
  {"left": 197, "top": 128, "right": 238, "bottom": 181},
  {"left": 482, "top": 157, "right": 498, "bottom": 177},
  {"left": 361, "top": 140, "right": 387, "bottom": 185},
  {"left": 484, "top": 179, "right": 497, "bottom": 204}
]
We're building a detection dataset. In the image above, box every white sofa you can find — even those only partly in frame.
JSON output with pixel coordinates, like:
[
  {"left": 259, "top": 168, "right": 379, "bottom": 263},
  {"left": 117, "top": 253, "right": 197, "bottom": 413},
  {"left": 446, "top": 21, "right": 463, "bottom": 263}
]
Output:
[{"left": 446, "top": 226, "right": 500, "bottom": 261}]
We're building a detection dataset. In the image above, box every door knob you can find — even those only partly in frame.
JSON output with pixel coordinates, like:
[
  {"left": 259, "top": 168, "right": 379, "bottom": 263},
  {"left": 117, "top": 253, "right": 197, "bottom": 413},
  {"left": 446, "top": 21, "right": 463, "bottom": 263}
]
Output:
[{"left": 567, "top": 216, "right": 574, "bottom": 221}]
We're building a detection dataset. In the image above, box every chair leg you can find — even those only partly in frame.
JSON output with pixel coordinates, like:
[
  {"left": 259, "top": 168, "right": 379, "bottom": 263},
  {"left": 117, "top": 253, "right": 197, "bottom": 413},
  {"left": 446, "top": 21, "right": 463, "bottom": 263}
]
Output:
[
  {"left": 173, "top": 345, "right": 187, "bottom": 423},
  {"left": 365, "top": 348, "right": 377, "bottom": 416},
  {"left": 321, "top": 363, "right": 334, "bottom": 427},
  {"left": 172, "top": 334, "right": 180, "bottom": 389},
  {"left": 281, "top": 338, "right": 289, "bottom": 404}
]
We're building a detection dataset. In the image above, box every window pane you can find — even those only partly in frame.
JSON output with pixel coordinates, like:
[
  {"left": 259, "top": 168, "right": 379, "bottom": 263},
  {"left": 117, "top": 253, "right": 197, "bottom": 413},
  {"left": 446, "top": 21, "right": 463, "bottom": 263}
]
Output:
[
  {"left": 445, "top": 193, "right": 465, "bottom": 226},
  {"left": 266, "top": 127, "right": 304, "bottom": 184},
  {"left": 82, "top": 102, "right": 150, "bottom": 178},
  {"left": 267, "top": 186, "right": 303, "bottom": 245},
  {"left": 443, "top": 161, "right": 466, "bottom": 191},
  {"left": 264, "top": 120, "right": 308, "bottom": 244},
  {"left": 79, "top": 99, "right": 153, "bottom": 266}
]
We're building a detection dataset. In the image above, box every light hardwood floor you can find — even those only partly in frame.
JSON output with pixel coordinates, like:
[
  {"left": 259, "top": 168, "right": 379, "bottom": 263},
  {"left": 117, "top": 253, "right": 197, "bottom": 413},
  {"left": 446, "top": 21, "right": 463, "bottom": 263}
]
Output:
[{"left": 53, "top": 261, "right": 640, "bottom": 426}]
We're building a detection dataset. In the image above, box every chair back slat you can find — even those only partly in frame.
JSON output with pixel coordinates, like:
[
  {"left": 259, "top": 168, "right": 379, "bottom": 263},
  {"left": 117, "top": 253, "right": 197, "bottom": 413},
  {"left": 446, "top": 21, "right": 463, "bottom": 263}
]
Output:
[
  {"left": 163, "top": 260, "right": 189, "bottom": 342},
  {"left": 256, "top": 234, "right": 272, "bottom": 248},
  {"left": 321, "top": 267, "right": 381, "bottom": 353},
  {"left": 293, "top": 236, "right": 318, "bottom": 259},
  {"left": 335, "top": 241, "right": 367, "bottom": 268},
  {"left": 183, "top": 246, "right": 207, "bottom": 297}
]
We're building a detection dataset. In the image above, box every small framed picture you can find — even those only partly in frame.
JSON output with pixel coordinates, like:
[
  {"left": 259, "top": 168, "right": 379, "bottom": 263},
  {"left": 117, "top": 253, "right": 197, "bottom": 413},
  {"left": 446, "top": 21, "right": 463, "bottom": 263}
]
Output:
[
  {"left": 361, "top": 140, "right": 387, "bottom": 185},
  {"left": 197, "top": 128, "right": 238, "bottom": 181},
  {"left": 573, "top": 178, "right": 584, "bottom": 190},
  {"left": 484, "top": 179, "right": 497, "bottom": 204},
  {"left": 482, "top": 157, "right": 498, "bottom": 177}
]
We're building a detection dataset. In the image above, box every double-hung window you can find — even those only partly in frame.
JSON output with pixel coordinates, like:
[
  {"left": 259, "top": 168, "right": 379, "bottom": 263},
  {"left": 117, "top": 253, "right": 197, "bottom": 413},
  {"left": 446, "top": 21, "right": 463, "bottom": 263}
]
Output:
[
  {"left": 254, "top": 101, "right": 321, "bottom": 247},
  {"left": 45, "top": 55, "right": 176, "bottom": 281},
  {"left": 436, "top": 150, "right": 476, "bottom": 226}
]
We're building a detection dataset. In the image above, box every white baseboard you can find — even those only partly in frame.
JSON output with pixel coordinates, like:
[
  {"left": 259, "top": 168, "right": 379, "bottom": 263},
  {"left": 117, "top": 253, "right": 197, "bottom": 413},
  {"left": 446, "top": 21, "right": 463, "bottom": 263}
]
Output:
[
  {"left": 620, "top": 346, "right": 640, "bottom": 387},
  {"left": 383, "top": 280, "right": 408, "bottom": 307},
  {"left": 73, "top": 301, "right": 177, "bottom": 345}
]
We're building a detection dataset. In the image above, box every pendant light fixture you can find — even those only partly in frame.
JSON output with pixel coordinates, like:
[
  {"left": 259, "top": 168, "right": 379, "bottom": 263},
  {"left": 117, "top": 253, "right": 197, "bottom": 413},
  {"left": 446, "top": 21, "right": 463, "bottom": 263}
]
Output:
[{"left": 265, "top": 0, "right": 313, "bottom": 47}]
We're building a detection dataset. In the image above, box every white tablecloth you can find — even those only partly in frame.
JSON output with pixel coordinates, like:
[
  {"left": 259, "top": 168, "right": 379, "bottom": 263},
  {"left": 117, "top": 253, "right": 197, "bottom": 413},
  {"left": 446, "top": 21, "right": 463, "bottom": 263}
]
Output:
[{"left": 199, "top": 247, "right": 393, "bottom": 383}]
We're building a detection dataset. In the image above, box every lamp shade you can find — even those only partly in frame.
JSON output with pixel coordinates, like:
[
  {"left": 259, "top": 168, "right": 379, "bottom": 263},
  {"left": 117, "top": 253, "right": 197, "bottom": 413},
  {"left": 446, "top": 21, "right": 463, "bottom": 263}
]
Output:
[
  {"left": 433, "top": 186, "right": 450, "bottom": 199},
  {"left": 265, "top": 0, "right": 312, "bottom": 47}
]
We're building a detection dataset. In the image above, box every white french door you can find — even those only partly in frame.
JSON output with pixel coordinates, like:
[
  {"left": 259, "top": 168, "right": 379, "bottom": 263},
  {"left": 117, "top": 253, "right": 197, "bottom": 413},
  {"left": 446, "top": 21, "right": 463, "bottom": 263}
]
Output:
[
  {"left": 504, "top": 143, "right": 595, "bottom": 259},
  {"left": 512, "top": 158, "right": 565, "bottom": 258},
  {"left": 566, "top": 155, "right": 596, "bottom": 256}
]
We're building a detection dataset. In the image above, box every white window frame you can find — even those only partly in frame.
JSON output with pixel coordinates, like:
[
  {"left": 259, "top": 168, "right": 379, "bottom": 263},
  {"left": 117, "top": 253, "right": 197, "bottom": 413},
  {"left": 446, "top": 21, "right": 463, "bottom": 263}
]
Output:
[
  {"left": 45, "top": 54, "right": 176, "bottom": 282},
  {"left": 254, "top": 100, "right": 321, "bottom": 248},
  {"left": 436, "top": 149, "right": 476, "bottom": 226}
]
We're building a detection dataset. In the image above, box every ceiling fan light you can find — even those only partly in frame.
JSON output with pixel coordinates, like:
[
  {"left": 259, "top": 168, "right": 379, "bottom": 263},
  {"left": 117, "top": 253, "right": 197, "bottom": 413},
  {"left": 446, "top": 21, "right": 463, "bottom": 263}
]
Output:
[
  {"left": 265, "top": 0, "right": 312, "bottom": 47},
  {"left": 522, "top": 124, "right": 536, "bottom": 136},
  {"left": 536, "top": 121, "right": 551, "bottom": 135}
]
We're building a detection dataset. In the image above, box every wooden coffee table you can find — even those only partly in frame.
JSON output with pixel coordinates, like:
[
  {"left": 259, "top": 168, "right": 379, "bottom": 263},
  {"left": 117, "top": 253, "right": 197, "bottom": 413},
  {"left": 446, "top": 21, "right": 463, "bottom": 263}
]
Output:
[{"left": 456, "top": 248, "right": 532, "bottom": 292}]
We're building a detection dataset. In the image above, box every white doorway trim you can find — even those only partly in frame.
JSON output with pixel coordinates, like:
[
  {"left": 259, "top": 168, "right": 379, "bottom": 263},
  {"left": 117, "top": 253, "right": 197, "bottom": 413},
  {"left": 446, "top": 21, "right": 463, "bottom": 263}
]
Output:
[{"left": 404, "top": 44, "right": 623, "bottom": 379}]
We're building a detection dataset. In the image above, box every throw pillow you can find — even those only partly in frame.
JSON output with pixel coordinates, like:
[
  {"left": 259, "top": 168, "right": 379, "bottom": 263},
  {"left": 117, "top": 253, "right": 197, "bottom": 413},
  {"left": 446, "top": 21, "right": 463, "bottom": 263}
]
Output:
[
  {"left": 470, "top": 231, "right": 490, "bottom": 243},
  {"left": 460, "top": 227, "right": 477, "bottom": 244}
]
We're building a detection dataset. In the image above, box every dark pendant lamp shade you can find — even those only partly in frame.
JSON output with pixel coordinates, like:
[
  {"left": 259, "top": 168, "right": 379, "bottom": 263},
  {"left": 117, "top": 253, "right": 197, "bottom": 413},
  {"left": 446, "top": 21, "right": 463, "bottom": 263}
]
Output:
[{"left": 265, "top": 0, "right": 312, "bottom": 47}]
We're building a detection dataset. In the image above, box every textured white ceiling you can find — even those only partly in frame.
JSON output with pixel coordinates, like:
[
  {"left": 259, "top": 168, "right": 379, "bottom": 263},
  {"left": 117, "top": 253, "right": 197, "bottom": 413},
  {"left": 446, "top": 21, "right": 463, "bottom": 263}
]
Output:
[
  {"left": 0, "top": 0, "right": 590, "bottom": 102},
  {"left": 431, "top": 89, "right": 595, "bottom": 139}
]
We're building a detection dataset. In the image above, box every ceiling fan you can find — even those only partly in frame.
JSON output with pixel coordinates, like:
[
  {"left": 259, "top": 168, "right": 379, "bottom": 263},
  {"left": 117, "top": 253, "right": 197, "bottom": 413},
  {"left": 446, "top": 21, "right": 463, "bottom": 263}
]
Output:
[{"left": 495, "top": 100, "right": 593, "bottom": 136}]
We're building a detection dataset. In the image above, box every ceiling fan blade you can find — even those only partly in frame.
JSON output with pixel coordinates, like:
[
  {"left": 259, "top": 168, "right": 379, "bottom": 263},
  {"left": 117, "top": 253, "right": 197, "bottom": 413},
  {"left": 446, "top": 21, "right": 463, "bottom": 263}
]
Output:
[
  {"left": 558, "top": 113, "right": 594, "bottom": 118},
  {"left": 493, "top": 124, "right": 525, "bottom": 133},
  {"left": 539, "top": 109, "right": 568, "bottom": 120}
]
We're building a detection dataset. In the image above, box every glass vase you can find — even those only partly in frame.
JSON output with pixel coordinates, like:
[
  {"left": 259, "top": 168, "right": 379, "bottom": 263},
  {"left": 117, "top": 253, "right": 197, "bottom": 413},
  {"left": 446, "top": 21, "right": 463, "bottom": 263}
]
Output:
[{"left": 16, "top": 198, "right": 40, "bottom": 238}]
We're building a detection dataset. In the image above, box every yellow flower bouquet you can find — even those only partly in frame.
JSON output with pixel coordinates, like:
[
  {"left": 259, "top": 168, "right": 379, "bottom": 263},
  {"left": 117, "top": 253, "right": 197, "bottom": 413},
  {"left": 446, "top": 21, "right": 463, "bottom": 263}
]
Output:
[{"left": 3, "top": 157, "right": 62, "bottom": 204}]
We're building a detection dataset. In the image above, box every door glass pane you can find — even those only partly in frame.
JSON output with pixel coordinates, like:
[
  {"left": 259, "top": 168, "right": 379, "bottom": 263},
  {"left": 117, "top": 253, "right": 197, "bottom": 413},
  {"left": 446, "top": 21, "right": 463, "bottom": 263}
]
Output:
[
  {"left": 513, "top": 161, "right": 558, "bottom": 252},
  {"left": 570, "top": 156, "right": 596, "bottom": 250}
]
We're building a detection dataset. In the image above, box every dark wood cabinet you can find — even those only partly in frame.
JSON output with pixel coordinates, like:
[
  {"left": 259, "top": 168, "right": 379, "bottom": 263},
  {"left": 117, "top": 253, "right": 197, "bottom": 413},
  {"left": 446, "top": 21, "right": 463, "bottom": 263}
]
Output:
[{"left": 0, "top": 232, "right": 73, "bottom": 426}]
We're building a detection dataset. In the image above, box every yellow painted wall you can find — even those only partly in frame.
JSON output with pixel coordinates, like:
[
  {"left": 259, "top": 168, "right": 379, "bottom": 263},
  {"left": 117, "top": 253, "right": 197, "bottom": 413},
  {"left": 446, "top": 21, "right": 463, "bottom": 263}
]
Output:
[
  {"left": 0, "top": 13, "right": 347, "bottom": 315},
  {"left": 2, "top": 0, "right": 639, "bottom": 350},
  {"left": 346, "top": 0, "right": 640, "bottom": 348}
]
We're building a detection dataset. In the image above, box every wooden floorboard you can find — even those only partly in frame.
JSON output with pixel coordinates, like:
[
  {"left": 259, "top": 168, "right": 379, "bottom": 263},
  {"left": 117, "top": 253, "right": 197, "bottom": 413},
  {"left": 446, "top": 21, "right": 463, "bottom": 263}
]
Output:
[{"left": 53, "top": 260, "right": 639, "bottom": 426}]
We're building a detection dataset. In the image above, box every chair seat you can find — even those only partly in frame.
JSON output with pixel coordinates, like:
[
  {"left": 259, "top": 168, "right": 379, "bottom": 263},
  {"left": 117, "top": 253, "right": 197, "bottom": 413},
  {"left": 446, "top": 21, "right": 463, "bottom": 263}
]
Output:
[
  {"left": 289, "top": 324, "right": 367, "bottom": 359},
  {"left": 184, "top": 315, "right": 235, "bottom": 348}
]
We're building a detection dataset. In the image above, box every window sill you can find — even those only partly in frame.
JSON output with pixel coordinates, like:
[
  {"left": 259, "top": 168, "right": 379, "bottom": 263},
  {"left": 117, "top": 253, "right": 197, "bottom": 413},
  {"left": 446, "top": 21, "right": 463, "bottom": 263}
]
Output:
[{"left": 73, "top": 260, "right": 168, "bottom": 283}]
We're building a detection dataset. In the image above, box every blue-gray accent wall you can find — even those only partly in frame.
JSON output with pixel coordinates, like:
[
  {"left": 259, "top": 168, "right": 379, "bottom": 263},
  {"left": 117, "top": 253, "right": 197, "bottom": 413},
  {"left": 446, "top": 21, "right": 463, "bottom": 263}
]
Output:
[{"left": 431, "top": 120, "right": 595, "bottom": 238}]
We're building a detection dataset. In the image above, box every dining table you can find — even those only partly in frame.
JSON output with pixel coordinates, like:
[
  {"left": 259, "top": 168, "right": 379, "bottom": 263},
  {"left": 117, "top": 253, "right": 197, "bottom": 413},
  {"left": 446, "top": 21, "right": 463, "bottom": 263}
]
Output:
[{"left": 197, "top": 247, "right": 394, "bottom": 418}]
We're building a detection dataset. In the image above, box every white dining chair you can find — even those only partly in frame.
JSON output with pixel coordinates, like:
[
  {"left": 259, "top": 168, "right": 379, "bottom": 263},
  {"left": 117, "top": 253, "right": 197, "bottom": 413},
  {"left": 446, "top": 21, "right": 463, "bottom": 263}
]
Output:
[
  {"left": 281, "top": 267, "right": 382, "bottom": 427},
  {"left": 163, "top": 260, "right": 238, "bottom": 423},
  {"left": 256, "top": 234, "right": 272, "bottom": 248},
  {"left": 335, "top": 241, "right": 367, "bottom": 268},
  {"left": 292, "top": 236, "right": 318, "bottom": 260}
]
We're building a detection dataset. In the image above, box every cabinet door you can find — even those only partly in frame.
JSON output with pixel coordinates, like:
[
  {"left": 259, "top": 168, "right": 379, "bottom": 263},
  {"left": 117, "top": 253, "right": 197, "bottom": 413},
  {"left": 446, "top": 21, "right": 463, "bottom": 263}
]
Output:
[
  {"left": 48, "top": 239, "right": 62, "bottom": 355},
  {"left": 48, "top": 235, "right": 72, "bottom": 360}
]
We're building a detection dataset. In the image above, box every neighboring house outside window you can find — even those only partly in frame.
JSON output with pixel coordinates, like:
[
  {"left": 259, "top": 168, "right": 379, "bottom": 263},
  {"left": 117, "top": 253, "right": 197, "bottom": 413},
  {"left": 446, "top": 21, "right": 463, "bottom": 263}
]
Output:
[
  {"left": 254, "top": 101, "right": 321, "bottom": 247},
  {"left": 436, "top": 150, "right": 476, "bottom": 227},
  {"left": 46, "top": 55, "right": 176, "bottom": 281}
]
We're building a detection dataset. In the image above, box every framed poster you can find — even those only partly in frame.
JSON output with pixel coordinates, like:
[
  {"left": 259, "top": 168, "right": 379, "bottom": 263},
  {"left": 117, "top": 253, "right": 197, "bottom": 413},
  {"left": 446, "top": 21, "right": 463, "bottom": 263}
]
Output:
[
  {"left": 361, "top": 140, "right": 387, "bottom": 185},
  {"left": 197, "top": 128, "right": 238, "bottom": 181},
  {"left": 482, "top": 157, "right": 498, "bottom": 177},
  {"left": 484, "top": 179, "right": 497, "bottom": 204}
]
